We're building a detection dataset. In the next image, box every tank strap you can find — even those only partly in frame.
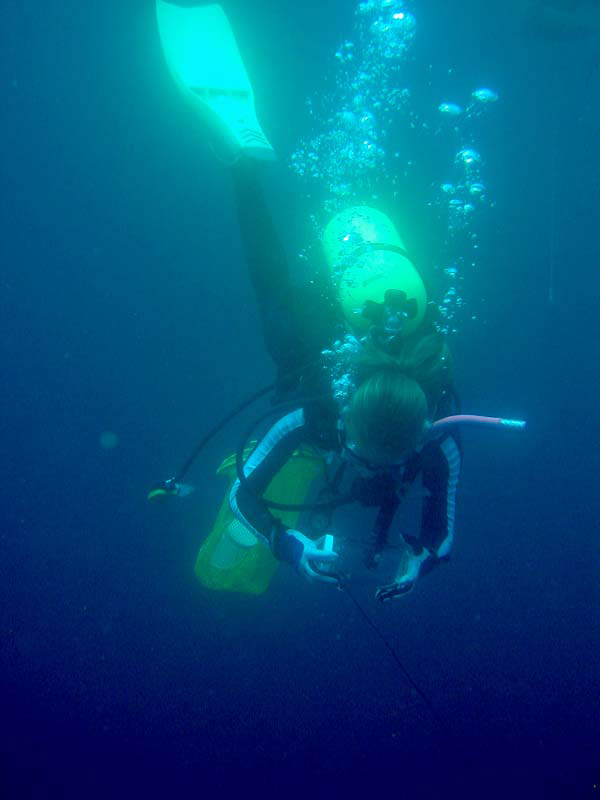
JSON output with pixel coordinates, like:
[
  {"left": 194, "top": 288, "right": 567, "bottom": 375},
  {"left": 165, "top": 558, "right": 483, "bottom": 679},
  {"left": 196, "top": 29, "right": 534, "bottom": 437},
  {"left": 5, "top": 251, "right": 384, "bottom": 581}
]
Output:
[{"left": 356, "top": 242, "right": 413, "bottom": 262}]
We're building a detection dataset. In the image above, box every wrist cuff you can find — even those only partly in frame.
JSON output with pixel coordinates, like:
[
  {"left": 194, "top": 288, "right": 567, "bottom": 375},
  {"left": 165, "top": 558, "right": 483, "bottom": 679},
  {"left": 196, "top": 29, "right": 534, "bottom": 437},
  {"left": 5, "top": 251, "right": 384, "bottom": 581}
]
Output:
[{"left": 271, "top": 524, "right": 302, "bottom": 567}]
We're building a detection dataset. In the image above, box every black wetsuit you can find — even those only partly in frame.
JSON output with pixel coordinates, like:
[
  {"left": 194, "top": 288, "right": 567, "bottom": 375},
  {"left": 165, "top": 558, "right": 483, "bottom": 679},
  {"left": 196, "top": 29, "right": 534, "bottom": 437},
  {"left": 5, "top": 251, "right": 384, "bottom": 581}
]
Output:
[
  {"left": 230, "top": 161, "right": 461, "bottom": 569},
  {"left": 232, "top": 160, "right": 341, "bottom": 397}
]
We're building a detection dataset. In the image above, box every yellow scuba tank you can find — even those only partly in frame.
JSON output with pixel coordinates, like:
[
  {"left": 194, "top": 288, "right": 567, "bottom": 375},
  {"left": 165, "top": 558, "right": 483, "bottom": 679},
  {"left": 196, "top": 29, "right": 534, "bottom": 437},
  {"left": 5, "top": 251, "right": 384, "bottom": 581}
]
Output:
[
  {"left": 322, "top": 206, "right": 426, "bottom": 336},
  {"left": 195, "top": 445, "right": 325, "bottom": 595}
]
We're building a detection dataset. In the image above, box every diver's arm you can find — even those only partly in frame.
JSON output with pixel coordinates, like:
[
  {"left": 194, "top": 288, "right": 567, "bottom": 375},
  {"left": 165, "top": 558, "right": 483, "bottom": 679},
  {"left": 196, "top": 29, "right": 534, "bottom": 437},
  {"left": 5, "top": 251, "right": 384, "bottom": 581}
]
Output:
[
  {"left": 375, "top": 435, "right": 461, "bottom": 602},
  {"left": 230, "top": 408, "right": 340, "bottom": 583},
  {"left": 418, "top": 434, "right": 462, "bottom": 560},
  {"left": 229, "top": 408, "right": 307, "bottom": 547}
]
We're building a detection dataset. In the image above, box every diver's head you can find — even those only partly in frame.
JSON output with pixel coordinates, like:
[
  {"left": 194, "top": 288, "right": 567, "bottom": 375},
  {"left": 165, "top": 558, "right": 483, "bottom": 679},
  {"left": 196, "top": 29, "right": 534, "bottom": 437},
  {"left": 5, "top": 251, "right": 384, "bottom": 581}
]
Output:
[{"left": 343, "top": 370, "right": 428, "bottom": 468}]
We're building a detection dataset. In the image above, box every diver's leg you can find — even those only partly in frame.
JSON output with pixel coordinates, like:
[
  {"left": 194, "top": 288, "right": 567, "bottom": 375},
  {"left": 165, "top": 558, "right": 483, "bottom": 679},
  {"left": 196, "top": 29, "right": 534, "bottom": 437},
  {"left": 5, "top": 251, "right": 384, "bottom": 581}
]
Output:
[
  {"left": 231, "top": 160, "right": 343, "bottom": 398},
  {"left": 231, "top": 159, "right": 307, "bottom": 394}
]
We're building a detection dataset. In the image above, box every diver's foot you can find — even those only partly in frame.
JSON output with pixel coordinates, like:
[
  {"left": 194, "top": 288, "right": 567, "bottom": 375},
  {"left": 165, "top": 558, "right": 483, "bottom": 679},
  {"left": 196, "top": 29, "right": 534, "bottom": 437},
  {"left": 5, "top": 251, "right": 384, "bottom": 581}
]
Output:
[
  {"left": 202, "top": 91, "right": 276, "bottom": 165},
  {"left": 156, "top": 2, "right": 276, "bottom": 166}
]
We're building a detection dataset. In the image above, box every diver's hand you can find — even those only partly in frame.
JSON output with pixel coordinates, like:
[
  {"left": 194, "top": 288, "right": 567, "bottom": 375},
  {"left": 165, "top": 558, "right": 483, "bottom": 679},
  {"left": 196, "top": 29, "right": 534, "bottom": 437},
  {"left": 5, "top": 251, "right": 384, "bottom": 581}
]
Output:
[
  {"left": 375, "top": 580, "right": 415, "bottom": 603},
  {"left": 375, "top": 546, "right": 429, "bottom": 602},
  {"left": 276, "top": 530, "right": 339, "bottom": 584}
]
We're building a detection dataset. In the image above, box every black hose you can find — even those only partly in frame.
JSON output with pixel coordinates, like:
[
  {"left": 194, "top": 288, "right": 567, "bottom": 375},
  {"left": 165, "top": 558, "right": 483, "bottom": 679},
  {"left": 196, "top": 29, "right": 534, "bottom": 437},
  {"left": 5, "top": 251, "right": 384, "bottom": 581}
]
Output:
[{"left": 174, "top": 382, "right": 276, "bottom": 483}]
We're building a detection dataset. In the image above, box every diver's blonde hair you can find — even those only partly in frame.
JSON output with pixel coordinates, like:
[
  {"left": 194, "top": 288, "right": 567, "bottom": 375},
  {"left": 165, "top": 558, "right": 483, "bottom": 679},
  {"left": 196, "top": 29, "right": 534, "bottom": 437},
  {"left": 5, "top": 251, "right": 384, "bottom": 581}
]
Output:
[
  {"left": 345, "top": 370, "right": 428, "bottom": 459},
  {"left": 354, "top": 332, "right": 452, "bottom": 413},
  {"left": 345, "top": 332, "right": 452, "bottom": 459}
]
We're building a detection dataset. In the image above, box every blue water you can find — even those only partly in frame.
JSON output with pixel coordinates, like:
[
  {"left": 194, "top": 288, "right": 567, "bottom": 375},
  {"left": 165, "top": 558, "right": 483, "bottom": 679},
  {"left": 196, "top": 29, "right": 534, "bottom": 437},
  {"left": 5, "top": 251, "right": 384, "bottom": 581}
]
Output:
[{"left": 1, "top": 1, "right": 599, "bottom": 796}]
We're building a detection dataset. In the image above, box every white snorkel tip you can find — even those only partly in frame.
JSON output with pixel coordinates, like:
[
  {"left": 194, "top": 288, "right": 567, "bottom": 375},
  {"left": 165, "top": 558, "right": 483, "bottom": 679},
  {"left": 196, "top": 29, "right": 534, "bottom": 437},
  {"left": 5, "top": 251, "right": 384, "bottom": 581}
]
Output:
[{"left": 500, "top": 419, "right": 527, "bottom": 430}]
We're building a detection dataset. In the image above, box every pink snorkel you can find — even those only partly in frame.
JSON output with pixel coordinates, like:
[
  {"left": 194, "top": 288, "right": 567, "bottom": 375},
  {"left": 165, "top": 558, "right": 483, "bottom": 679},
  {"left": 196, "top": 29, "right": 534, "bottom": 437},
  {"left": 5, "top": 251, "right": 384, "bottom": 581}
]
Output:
[{"left": 427, "top": 414, "right": 527, "bottom": 438}]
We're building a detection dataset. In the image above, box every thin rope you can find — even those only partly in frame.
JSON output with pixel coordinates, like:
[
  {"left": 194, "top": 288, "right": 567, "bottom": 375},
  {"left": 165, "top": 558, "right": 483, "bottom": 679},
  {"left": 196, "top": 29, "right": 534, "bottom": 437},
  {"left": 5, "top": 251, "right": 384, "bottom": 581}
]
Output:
[{"left": 341, "top": 582, "right": 445, "bottom": 727}]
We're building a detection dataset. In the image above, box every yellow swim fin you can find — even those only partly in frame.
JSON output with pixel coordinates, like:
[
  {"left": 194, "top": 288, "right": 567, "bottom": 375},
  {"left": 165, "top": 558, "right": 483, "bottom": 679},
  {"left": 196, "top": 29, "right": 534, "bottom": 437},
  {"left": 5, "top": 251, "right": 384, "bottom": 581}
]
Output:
[{"left": 156, "top": 1, "right": 276, "bottom": 162}]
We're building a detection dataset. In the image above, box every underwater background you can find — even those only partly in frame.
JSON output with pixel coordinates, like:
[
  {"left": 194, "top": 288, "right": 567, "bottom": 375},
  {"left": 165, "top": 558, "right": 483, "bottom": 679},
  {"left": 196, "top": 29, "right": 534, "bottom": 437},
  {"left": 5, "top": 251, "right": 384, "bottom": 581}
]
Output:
[{"left": 1, "top": 0, "right": 599, "bottom": 795}]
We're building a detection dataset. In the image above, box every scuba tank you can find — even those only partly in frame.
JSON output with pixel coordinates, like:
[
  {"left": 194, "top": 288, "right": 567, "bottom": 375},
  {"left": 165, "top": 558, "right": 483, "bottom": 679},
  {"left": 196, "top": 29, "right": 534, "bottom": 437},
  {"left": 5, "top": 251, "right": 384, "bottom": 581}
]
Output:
[{"left": 322, "top": 206, "right": 427, "bottom": 340}]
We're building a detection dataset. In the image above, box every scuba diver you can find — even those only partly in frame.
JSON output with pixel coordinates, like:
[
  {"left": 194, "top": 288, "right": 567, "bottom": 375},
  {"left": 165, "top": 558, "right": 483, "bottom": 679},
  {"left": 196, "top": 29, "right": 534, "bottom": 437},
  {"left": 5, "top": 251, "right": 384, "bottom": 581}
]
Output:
[
  {"left": 154, "top": 2, "right": 523, "bottom": 602},
  {"left": 230, "top": 158, "right": 459, "bottom": 600},
  {"left": 229, "top": 159, "right": 459, "bottom": 600}
]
